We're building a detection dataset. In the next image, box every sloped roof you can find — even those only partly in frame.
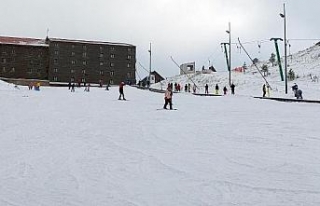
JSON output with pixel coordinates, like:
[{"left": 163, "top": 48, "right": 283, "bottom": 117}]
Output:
[
  {"left": 49, "top": 38, "right": 135, "bottom": 47},
  {"left": 0, "top": 36, "right": 48, "bottom": 47}
]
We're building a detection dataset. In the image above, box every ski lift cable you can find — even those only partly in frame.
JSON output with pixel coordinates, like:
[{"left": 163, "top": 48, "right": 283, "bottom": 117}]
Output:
[
  {"left": 238, "top": 37, "right": 272, "bottom": 89},
  {"left": 170, "top": 56, "right": 200, "bottom": 90},
  {"left": 137, "top": 62, "right": 149, "bottom": 73}
]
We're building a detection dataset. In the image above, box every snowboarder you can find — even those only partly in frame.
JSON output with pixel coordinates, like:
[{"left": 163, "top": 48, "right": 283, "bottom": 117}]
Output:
[
  {"left": 118, "top": 82, "right": 126, "bottom": 100},
  {"left": 163, "top": 85, "right": 173, "bottom": 109},
  {"left": 262, "top": 84, "right": 266, "bottom": 97},
  {"left": 230, "top": 83, "right": 235, "bottom": 95}
]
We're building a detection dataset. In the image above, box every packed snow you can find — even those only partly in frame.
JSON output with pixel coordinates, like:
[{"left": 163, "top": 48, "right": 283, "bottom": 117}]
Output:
[
  {"left": 1, "top": 44, "right": 320, "bottom": 205},
  {"left": 1, "top": 79, "right": 320, "bottom": 206}
]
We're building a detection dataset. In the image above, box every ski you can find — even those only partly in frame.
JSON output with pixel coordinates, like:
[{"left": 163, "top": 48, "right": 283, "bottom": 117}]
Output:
[{"left": 156, "top": 108, "right": 178, "bottom": 110}]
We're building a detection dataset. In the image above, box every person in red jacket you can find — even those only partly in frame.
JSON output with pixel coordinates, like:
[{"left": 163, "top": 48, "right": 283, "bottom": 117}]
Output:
[{"left": 118, "top": 82, "right": 126, "bottom": 100}]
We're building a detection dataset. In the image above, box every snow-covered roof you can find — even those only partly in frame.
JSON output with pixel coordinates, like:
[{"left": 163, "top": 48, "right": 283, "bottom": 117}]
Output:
[
  {"left": 0, "top": 36, "right": 48, "bottom": 47},
  {"left": 49, "top": 38, "right": 135, "bottom": 47}
]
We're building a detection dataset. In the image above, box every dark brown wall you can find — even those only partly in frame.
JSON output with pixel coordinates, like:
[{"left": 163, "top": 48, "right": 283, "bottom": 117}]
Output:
[
  {"left": 0, "top": 38, "right": 136, "bottom": 85},
  {"left": 48, "top": 40, "right": 136, "bottom": 85},
  {"left": 0, "top": 44, "right": 49, "bottom": 80}
]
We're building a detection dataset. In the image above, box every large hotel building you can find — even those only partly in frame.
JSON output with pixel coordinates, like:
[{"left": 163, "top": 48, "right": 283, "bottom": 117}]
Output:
[{"left": 0, "top": 36, "right": 136, "bottom": 85}]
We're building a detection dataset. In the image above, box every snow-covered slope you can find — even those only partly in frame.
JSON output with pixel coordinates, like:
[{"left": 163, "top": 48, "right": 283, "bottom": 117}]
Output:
[
  {"left": 0, "top": 82, "right": 320, "bottom": 206},
  {"left": 151, "top": 44, "right": 320, "bottom": 100}
]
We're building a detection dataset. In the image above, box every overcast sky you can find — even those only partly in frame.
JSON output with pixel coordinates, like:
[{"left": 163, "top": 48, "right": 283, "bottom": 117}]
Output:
[{"left": 1, "top": 0, "right": 319, "bottom": 78}]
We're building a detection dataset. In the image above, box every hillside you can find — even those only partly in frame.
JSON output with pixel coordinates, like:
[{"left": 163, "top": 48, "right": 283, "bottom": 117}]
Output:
[{"left": 151, "top": 44, "right": 320, "bottom": 99}]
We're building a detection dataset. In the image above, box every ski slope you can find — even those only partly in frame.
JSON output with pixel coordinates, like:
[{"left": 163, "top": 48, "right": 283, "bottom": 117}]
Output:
[{"left": 0, "top": 82, "right": 320, "bottom": 206}]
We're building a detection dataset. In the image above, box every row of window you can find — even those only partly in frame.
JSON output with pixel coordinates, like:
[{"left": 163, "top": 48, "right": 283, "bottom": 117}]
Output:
[
  {"left": 54, "top": 59, "right": 131, "bottom": 68},
  {"left": 53, "top": 43, "right": 133, "bottom": 53},
  {"left": 54, "top": 51, "right": 132, "bottom": 60},
  {"left": 2, "top": 67, "right": 15, "bottom": 72},
  {"left": 53, "top": 76, "right": 115, "bottom": 85},
  {"left": 53, "top": 68, "right": 115, "bottom": 76}
]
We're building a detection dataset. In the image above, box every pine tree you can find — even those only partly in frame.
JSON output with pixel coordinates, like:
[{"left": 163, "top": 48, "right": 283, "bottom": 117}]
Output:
[{"left": 269, "top": 53, "right": 276, "bottom": 66}]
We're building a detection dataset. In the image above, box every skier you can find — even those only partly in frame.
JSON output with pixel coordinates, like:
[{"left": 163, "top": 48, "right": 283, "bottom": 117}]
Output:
[
  {"left": 205, "top": 84, "right": 209, "bottom": 94},
  {"left": 118, "top": 82, "right": 126, "bottom": 100},
  {"left": 262, "top": 84, "right": 266, "bottom": 97},
  {"left": 163, "top": 85, "right": 173, "bottom": 110},
  {"left": 230, "top": 83, "right": 235, "bottom": 95}
]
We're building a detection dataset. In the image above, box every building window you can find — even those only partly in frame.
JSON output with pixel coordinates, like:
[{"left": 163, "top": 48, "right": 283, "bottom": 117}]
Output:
[
  {"left": 81, "top": 78, "right": 86, "bottom": 83},
  {"left": 100, "top": 70, "right": 104, "bottom": 75},
  {"left": 2, "top": 67, "right": 6, "bottom": 72},
  {"left": 128, "top": 48, "right": 131, "bottom": 52},
  {"left": 100, "top": 46, "right": 103, "bottom": 51},
  {"left": 53, "top": 76, "right": 58, "bottom": 81},
  {"left": 12, "top": 49, "right": 15, "bottom": 54},
  {"left": 110, "top": 47, "right": 115, "bottom": 51},
  {"left": 127, "top": 63, "right": 131, "bottom": 68},
  {"left": 82, "top": 45, "right": 86, "bottom": 50},
  {"left": 28, "top": 68, "right": 32, "bottom": 73},
  {"left": 83, "top": 60, "right": 87, "bottom": 65},
  {"left": 127, "top": 55, "right": 132, "bottom": 60},
  {"left": 11, "top": 67, "right": 15, "bottom": 72},
  {"left": 82, "top": 69, "right": 86, "bottom": 74},
  {"left": 54, "top": 50, "right": 59, "bottom": 55},
  {"left": 110, "top": 62, "right": 114, "bottom": 67},
  {"left": 110, "top": 71, "right": 114, "bottom": 76},
  {"left": 109, "top": 79, "right": 114, "bottom": 84},
  {"left": 54, "top": 68, "right": 58, "bottom": 73},
  {"left": 54, "top": 59, "right": 58, "bottom": 65},
  {"left": 54, "top": 43, "right": 59, "bottom": 48},
  {"left": 71, "top": 51, "right": 75, "bottom": 56},
  {"left": 100, "top": 53, "right": 103, "bottom": 58},
  {"left": 127, "top": 72, "right": 131, "bottom": 78},
  {"left": 2, "top": 58, "right": 6, "bottom": 63},
  {"left": 83, "top": 52, "right": 87, "bottom": 57},
  {"left": 72, "top": 45, "right": 75, "bottom": 49},
  {"left": 100, "top": 62, "right": 103, "bottom": 66},
  {"left": 71, "top": 60, "right": 76, "bottom": 65},
  {"left": 71, "top": 69, "right": 75, "bottom": 73},
  {"left": 110, "top": 54, "right": 115, "bottom": 58},
  {"left": 71, "top": 77, "right": 75, "bottom": 82}
]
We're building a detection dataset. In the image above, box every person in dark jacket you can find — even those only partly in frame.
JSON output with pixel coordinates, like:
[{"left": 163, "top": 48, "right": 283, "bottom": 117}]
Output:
[
  {"left": 205, "top": 84, "right": 209, "bottom": 94},
  {"left": 223, "top": 86, "right": 228, "bottom": 95},
  {"left": 230, "top": 83, "right": 235, "bottom": 95},
  {"left": 262, "top": 84, "right": 266, "bottom": 97}
]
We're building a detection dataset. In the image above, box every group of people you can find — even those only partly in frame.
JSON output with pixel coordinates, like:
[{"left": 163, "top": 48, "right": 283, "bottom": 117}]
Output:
[
  {"left": 28, "top": 82, "right": 41, "bottom": 91},
  {"left": 262, "top": 83, "right": 303, "bottom": 99},
  {"left": 205, "top": 83, "right": 235, "bottom": 95}
]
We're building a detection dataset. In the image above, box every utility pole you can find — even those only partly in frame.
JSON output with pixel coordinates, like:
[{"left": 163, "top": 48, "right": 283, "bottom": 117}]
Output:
[
  {"left": 148, "top": 43, "right": 152, "bottom": 87},
  {"left": 270, "top": 38, "right": 284, "bottom": 81},
  {"left": 221, "top": 43, "right": 230, "bottom": 75},
  {"left": 226, "top": 22, "right": 231, "bottom": 86},
  {"left": 280, "top": 3, "right": 288, "bottom": 94}
]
